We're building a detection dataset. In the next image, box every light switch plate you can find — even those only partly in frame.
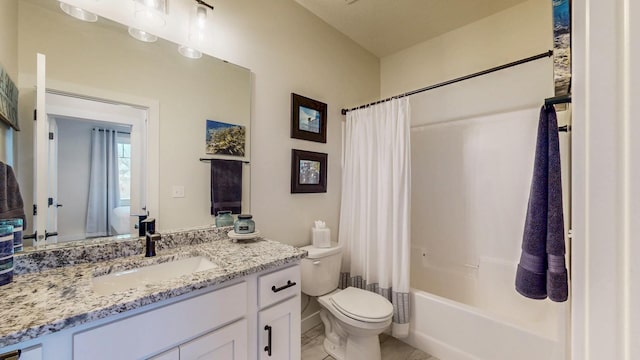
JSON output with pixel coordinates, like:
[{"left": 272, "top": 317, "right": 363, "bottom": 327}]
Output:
[{"left": 172, "top": 185, "right": 185, "bottom": 198}]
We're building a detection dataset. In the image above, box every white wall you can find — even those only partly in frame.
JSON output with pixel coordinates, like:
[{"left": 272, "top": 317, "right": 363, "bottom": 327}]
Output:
[
  {"left": 214, "top": 1, "right": 380, "bottom": 246},
  {"left": 0, "top": 0, "right": 18, "bottom": 164},
  {"left": 0, "top": 0, "right": 18, "bottom": 79},
  {"left": 380, "top": 0, "right": 552, "bottom": 98}
]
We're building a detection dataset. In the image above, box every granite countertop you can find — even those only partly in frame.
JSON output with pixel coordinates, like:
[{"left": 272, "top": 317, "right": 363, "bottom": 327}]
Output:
[{"left": 0, "top": 228, "right": 306, "bottom": 348}]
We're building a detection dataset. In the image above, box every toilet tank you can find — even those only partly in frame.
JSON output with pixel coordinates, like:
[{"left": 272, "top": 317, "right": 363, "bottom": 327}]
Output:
[{"left": 300, "top": 242, "right": 343, "bottom": 296}]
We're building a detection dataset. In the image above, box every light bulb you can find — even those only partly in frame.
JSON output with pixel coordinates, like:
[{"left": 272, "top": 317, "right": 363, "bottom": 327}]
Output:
[
  {"left": 128, "top": 27, "right": 158, "bottom": 42},
  {"left": 59, "top": 2, "right": 98, "bottom": 22},
  {"left": 178, "top": 45, "right": 202, "bottom": 59}
]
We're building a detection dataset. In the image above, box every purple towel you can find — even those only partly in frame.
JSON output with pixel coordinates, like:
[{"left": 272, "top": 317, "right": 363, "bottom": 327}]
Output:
[
  {"left": 210, "top": 159, "right": 242, "bottom": 215},
  {"left": 515, "top": 105, "right": 568, "bottom": 302},
  {"left": 0, "top": 161, "right": 26, "bottom": 229}
]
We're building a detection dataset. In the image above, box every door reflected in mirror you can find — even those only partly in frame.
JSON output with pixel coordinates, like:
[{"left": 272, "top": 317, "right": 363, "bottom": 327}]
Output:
[{"left": 47, "top": 92, "right": 146, "bottom": 243}]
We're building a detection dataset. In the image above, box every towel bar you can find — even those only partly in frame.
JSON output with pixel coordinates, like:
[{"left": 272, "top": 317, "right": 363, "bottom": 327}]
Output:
[{"left": 199, "top": 158, "right": 250, "bottom": 164}]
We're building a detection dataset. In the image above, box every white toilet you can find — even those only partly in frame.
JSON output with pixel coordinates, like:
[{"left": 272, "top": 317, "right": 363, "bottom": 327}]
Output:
[{"left": 301, "top": 243, "right": 394, "bottom": 360}]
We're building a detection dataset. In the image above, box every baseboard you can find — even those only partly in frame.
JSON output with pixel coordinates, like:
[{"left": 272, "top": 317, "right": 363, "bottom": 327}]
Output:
[{"left": 301, "top": 310, "right": 322, "bottom": 334}]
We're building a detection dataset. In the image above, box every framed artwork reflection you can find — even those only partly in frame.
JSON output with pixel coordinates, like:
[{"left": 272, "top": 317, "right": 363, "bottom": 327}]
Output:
[
  {"left": 205, "top": 120, "right": 246, "bottom": 157},
  {"left": 291, "top": 149, "right": 327, "bottom": 193},
  {"left": 291, "top": 93, "right": 327, "bottom": 143}
]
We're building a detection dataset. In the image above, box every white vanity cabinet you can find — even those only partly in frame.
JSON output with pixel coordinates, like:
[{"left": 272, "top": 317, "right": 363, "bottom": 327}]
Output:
[
  {"left": 148, "top": 348, "right": 180, "bottom": 360},
  {"left": 179, "top": 319, "right": 247, "bottom": 360},
  {"left": 0, "top": 263, "right": 302, "bottom": 360},
  {"left": 73, "top": 282, "right": 248, "bottom": 360},
  {"left": 150, "top": 319, "right": 247, "bottom": 360},
  {"left": 19, "top": 346, "right": 43, "bottom": 360},
  {"left": 258, "top": 297, "right": 299, "bottom": 360},
  {"left": 257, "top": 266, "right": 301, "bottom": 360}
]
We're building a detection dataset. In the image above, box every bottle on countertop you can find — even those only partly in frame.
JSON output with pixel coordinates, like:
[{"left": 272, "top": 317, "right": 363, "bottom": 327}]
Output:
[
  {"left": 234, "top": 214, "right": 255, "bottom": 234},
  {"left": 215, "top": 211, "right": 234, "bottom": 227}
]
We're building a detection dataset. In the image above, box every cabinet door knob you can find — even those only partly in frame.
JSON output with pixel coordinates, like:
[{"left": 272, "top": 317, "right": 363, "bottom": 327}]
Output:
[
  {"left": 271, "top": 280, "right": 296, "bottom": 293},
  {"left": 264, "top": 325, "right": 272, "bottom": 356}
]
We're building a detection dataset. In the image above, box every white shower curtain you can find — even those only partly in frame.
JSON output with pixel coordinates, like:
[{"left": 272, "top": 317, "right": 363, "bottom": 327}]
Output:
[
  {"left": 338, "top": 97, "right": 412, "bottom": 337},
  {"left": 86, "top": 128, "right": 120, "bottom": 237}
]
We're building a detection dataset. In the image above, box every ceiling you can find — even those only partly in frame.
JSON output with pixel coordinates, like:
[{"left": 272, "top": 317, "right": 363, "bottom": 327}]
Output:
[{"left": 294, "top": 0, "right": 529, "bottom": 58}]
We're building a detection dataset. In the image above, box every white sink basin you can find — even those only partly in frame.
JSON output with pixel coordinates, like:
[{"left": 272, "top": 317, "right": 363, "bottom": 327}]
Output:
[{"left": 92, "top": 256, "right": 218, "bottom": 295}]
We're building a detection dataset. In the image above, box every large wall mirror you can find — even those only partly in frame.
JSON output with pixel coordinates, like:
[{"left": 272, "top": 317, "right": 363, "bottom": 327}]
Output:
[{"left": 12, "top": 0, "right": 251, "bottom": 249}]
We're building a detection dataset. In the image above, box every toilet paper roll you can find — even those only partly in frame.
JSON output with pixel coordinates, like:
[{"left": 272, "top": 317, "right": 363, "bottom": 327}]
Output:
[{"left": 312, "top": 228, "right": 331, "bottom": 248}]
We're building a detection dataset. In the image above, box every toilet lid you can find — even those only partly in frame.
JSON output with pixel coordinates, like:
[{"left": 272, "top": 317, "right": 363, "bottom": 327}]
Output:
[{"left": 330, "top": 287, "right": 393, "bottom": 322}]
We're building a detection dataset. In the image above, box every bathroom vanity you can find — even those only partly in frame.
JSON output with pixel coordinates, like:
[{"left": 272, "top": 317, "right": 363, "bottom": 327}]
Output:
[{"left": 0, "top": 227, "right": 305, "bottom": 359}]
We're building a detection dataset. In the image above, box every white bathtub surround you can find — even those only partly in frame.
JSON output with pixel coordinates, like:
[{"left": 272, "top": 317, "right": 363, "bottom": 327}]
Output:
[
  {"left": 339, "top": 98, "right": 412, "bottom": 337},
  {"left": 406, "top": 288, "right": 563, "bottom": 360},
  {"left": 409, "top": 106, "right": 568, "bottom": 360}
]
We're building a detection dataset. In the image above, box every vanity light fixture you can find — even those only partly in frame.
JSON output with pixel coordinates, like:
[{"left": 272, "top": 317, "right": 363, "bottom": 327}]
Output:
[
  {"left": 59, "top": 2, "right": 98, "bottom": 22},
  {"left": 128, "top": 27, "right": 158, "bottom": 42},
  {"left": 177, "top": 1, "right": 213, "bottom": 59}
]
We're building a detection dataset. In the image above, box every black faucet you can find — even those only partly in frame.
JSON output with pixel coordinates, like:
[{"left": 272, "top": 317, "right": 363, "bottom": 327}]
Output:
[
  {"left": 141, "top": 218, "right": 161, "bottom": 257},
  {"left": 136, "top": 214, "right": 148, "bottom": 237}
]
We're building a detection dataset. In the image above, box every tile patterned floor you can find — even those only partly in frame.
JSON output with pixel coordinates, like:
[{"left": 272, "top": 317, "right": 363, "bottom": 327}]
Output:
[{"left": 301, "top": 324, "right": 439, "bottom": 360}]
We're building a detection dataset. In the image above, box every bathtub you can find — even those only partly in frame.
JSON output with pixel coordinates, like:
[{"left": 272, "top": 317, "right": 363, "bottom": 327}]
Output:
[{"left": 404, "top": 257, "right": 567, "bottom": 360}]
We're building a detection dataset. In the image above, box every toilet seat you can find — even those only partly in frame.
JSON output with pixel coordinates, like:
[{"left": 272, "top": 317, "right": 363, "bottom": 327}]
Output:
[{"left": 329, "top": 287, "right": 393, "bottom": 323}]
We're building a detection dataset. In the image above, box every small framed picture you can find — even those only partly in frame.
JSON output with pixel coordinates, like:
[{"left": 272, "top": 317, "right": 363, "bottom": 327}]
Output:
[
  {"left": 291, "top": 149, "right": 327, "bottom": 193},
  {"left": 206, "top": 120, "right": 246, "bottom": 157},
  {"left": 291, "top": 93, "right": 327, "bottom": 143}
]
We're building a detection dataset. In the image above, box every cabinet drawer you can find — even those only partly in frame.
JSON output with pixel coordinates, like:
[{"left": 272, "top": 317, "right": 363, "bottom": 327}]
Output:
[
  {"left": 258, "top": 265, "right": 300, "bottom": 309},
  {"left": 73, "top": 282, "right": 247, "bottom": 360}
]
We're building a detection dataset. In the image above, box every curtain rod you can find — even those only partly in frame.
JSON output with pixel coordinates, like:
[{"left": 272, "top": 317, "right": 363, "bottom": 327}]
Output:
[{"left": 341, "top": 50, "right": 554, "bottom": 115}]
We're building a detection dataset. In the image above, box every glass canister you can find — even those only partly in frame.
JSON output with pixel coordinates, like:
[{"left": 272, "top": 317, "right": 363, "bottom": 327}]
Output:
[
  {"left": 0, "top": 218, "right": 23, "bottom": 252},
  {"left": 0, "top": 224, "right": 14, "bottom": 286},
  {"left": 234, "top": 214, "right": 255, "bottom": 234},
  {"left": 215, "top": 211, "right": 234, "bottom": 227}
]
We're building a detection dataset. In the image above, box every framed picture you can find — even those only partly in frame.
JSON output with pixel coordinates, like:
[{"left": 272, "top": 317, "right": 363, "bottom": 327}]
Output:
[
  {"left": 206, "top": 120, "right": 246, "bottom": 157},
  {"left": 0, "top": 65, "right": 19, "bottom": 131},
  {"left": 291, "top": 93, "right": 327, "bottom": 143},
  {"left": 291, "top": 149, "right": 327, "bottom": 193},
  {"left": 552, "top": 0, "right": 571, "bottom": 96}
]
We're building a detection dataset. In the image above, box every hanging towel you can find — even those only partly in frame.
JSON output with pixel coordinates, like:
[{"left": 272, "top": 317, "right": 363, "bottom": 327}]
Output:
[
  {"left": 210, "top": 159, "right": 242, "bottom": 215},
  {"left": 0, "top": 161, "right": 26, "bottom": 228},
  {"left": 515, "top": 105, "right": 568, "bottom": 302}
]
